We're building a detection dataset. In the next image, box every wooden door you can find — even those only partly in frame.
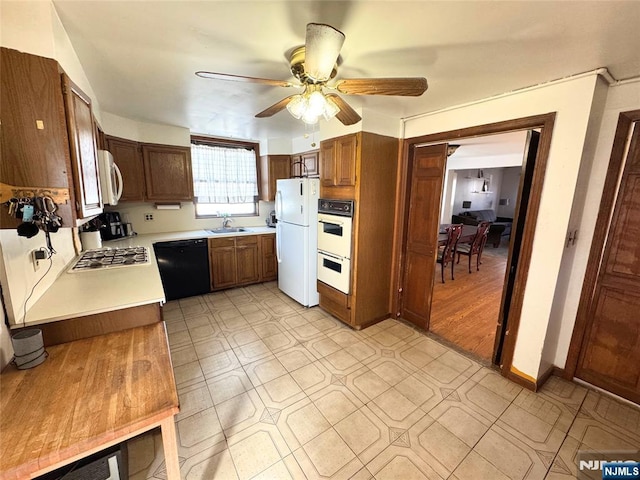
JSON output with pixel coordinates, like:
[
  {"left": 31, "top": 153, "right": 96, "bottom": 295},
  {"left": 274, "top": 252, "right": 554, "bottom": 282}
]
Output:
[
  {"left": 575, "top": 120, "right": 640, "bottom": 403},
  {"left": 106, "top": 136, "right": 145, "bottom": 201},
  {"left": 142, "top": 144, "right": 193, "bottom": 201},
  {"left": 236, "top": 236, "right": 260, "bottom": 285},
  {"left": 335, "top": 135, "right": 357, "bottom": 186},
  {"left": 260, "top": 234, "right": 278, "bottom": 281},
  {"left": 210, "top": 238, "right": 237, "bottom": 290},
  {"left": 320, "top": 140, "right": 335, "bottom": 186},
  {"left": 62, "top": 74, "right": 102, "bottom": 219},
  {"left": 399, "top": 144, "right": 447, "bottom": 329}
]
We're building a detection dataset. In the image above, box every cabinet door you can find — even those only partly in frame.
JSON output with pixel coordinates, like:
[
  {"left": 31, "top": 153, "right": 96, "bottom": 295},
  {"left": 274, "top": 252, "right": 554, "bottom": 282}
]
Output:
[
  {"left": 210, "top": 239, "right": 238, "bottom": 290},
  {"left": 335, "top": 135, "right": 357, "bottom": 186},
  {"left": 260, "top": 234, "right": 278, "bottom": 281},
  {"left": 260, "top": 155, "right": 290, "bottom": 201},
  {"left": 142, "top": 144, "right": 193, "bottom": 201},
  {"left": 106, "top": 136, "right": 145, "bottom": 201},
  {"left": 301, "top": 151, "right": 319, "bottom": 177},
  {"left": 0, "top": 48, "right": 74, "bottom": 228},
  {"left": 320, "top": 141, "right": 335, "bottom": 186},
  {"left": 62, "top": 74, "right": 102, "bottom": 219},
  {"left": 236, "top": 236, "right": 260, "bottom": 284}
]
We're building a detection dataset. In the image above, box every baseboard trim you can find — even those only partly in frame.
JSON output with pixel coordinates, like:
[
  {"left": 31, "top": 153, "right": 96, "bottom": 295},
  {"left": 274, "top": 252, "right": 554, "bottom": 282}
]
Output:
[{"left": 507, "top": 364, "right": 557, "bottom": 392}]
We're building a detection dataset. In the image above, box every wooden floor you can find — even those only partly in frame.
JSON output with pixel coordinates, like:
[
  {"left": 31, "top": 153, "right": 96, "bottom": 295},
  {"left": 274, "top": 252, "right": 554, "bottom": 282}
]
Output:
[{"left": 429, "top": 245, "right": 509, "bottom": 361}]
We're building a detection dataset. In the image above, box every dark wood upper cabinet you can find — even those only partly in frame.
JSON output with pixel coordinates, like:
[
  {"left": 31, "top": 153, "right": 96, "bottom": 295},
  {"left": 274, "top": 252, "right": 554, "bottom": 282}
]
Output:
[
  {"left": 106, "top": 136, "right": 145, "bottom": 201},
  {"left": 260, "top": 155, "right": 290, "bottom": 201},
  {"left": 142, "top": 144, "right": 193, "bottom": 201},
  {"left": 61, "top": 73, "right": 102, "bottom": 219},
  {"left": 0, "top": 47, "right": 74, "bottom": 228},
  {"left": 291, "top": 150, "right": 319, "bottom": 178},
  {"left": 320, "top": 134, "right": 357, "bottom": 187}
]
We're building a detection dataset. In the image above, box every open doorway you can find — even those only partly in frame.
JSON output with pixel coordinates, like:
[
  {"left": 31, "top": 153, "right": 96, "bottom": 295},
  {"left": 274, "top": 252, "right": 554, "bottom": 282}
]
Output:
[
  {"left": 429, "top": 132, "right": 527, "bottom": 361},
  {"left": 392, "top": 114, "right": 554, "bottom": 379}
]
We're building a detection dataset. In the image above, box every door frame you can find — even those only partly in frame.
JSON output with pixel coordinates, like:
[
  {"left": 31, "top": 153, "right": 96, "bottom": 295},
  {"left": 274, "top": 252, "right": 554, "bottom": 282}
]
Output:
[
  {"left": 391, "top": 113, "right": 556, "bottom": 383},
  {"left": 564, "top": 109, "right": 640, "bottom": 381}
]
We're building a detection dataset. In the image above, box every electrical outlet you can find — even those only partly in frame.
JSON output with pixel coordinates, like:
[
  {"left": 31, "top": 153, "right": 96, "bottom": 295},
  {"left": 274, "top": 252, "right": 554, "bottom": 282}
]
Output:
[{"left": 144, "top": 213, "right": 154, "bottom": 221}]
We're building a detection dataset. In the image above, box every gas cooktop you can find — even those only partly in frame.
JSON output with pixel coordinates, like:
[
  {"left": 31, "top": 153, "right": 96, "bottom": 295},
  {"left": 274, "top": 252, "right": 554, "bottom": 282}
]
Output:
[{"left": 69, "top": 246, "right": 150, "bottom": 273}]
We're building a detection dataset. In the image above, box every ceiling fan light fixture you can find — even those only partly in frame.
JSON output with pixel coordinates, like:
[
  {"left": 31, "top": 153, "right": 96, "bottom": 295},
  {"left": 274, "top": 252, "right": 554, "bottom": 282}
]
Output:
[
  {"left": 286, "top": 94, "right": 307, "bottom": 119},
  {"left": 286, "top": 86, "right": 340, "bottom": 124}
]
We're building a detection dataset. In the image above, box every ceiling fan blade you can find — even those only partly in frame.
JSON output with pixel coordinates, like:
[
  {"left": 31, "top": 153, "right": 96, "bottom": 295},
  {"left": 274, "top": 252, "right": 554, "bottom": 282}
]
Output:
[
  {"left": 325, "top": 94, "right": 361, "bottom": 125},
  {"left": 335, "top": 77, "right": 428, "bottom": 96},
  {"left": 196, "top": 71, "right": 295, "bottom": 88},
  {"left": 304, "top": 23, "right": 345, "bottom": 82},
  {"left": 255, "top": 96, "right": 297, "bottom": 118}
]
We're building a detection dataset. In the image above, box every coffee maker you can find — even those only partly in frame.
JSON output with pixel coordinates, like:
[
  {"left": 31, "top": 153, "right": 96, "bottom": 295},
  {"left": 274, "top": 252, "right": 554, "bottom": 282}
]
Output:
[{"left": 98, "top": 212, "right": 126, "bottom": 240}]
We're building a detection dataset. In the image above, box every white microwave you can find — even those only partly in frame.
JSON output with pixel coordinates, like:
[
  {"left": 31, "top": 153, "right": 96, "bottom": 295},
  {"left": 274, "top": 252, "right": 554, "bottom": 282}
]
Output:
[{"left": 97, "top": 150, "right": 123, "bottom": 206}]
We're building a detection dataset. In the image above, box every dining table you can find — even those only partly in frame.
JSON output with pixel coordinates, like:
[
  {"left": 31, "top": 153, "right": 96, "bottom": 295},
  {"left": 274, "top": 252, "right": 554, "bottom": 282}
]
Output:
[{"left": 438, "top": 224, "right": 478, "bottom": 247}]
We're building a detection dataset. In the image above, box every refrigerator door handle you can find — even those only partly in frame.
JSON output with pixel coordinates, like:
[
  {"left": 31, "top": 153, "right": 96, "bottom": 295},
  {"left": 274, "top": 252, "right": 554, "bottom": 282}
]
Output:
[
  {"left": 275, "top": 190, "right": 283, "bottom": 220},
  {"left": 276, "top": 222, "right": 282, "bottom": 263}
]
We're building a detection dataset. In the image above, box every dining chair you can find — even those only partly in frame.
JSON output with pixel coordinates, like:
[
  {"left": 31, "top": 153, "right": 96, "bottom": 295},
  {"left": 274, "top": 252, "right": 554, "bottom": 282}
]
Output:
[
  {"left": 437, "top": 224, "right": 463, "bottom": 283},
  {"left": 456, "top": 221, "right": 490, "bottom": 273}
]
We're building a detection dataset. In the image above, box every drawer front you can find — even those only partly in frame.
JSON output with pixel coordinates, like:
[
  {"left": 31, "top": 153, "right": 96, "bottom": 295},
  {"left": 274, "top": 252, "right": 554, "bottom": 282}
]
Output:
[
  {"left": 236, "top": 235, "right": 258, "bottom": 246},
  {"left": 210, "top": 237, "right": 236, "bottom": 248}
]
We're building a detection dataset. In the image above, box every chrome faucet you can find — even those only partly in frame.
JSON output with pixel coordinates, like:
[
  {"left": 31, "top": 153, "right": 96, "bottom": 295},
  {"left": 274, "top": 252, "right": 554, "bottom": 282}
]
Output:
[{"left": 222, "top": 215, "right": 232, "bottom": 229}]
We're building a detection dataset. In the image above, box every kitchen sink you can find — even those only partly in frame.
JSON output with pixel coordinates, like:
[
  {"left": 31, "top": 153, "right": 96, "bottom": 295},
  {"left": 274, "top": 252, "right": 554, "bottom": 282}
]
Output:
[{"left": 207, "top": 227, "right": 248, "bottom": 234}]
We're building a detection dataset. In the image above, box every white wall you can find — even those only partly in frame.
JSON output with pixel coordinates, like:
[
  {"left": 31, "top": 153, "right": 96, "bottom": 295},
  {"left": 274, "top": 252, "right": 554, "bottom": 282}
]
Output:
[
  {"left": 102, "top": 112, "right": 190, "bottom": 146},
  {"left": 496, "top": 167, "right": 521, "bottom": 218},
  {"left": 542, "top": 78, "right": 640, "bottom": 371},
  {"left": 451, "top": 168, "right": 504, "bottom": 216},
  {"left": 404, "top": 74, "right": 600, "bottom": 380}
]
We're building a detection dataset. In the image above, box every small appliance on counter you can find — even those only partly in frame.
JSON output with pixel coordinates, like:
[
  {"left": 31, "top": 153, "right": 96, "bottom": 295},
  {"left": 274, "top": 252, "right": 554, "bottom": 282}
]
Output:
[
  {"left": 266, "top": 210, "right": 277, "bottom": 227},
  {"left": 98, "top": 211, "right": 126, "bottom": 240}
]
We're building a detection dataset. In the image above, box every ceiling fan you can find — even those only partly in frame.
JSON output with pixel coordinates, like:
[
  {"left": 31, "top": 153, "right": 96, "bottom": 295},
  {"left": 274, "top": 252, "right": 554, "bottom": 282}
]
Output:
[{"left": 196, "top": 23, "right": 428, "bottom": 126}]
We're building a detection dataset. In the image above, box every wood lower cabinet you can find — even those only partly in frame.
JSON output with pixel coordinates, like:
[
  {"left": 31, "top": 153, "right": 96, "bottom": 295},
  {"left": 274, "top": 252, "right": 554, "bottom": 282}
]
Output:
[
  {"left": 1, "top": 48, "right": 75, "bottom": 228},
  {"left": 291, "top": 150, "right": 319, "bottom": 178},
  {"left": 210, "top": 235, "right": 265, "bottom": 290},
  {"left": 105, "top": 136, "right": 145, "bottom": 201},
  {"left": 142, "top": 144, "right": 193, "bottom": 201},
  {"left": 318, "top": 132, "right": 398, "bottom": 329},
  {"left": 260, "top": 233, "right": 277, "bottom": 281},
  {"left": 260, "top": 155, "right": 290, "bottom": 201},
  {"left": 62, "top": 74, "right": 102, "bottom": 219}
]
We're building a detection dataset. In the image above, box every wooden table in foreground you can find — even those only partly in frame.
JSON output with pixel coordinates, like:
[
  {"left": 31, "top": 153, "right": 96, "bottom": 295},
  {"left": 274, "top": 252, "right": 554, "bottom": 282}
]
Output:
[{"left": 0, "top": 323, "right": 180, "bottom": 480}]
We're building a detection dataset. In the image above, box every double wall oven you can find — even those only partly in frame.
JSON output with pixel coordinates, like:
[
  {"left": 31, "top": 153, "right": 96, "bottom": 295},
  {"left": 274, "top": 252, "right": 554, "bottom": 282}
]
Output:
[{"left": 317, "top": 199, "right": 354, "bottom": 294}]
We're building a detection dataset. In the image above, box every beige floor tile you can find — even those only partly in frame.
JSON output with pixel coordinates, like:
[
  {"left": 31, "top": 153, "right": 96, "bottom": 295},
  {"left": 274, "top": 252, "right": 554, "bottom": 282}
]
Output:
[
  {"left": 311, "top": 316, "right": 344, "bottom": 334},
  {"left": 252, "top": 454, "right": 308, "bottom": 480},
  {"left": 166, "top": 319, "right": 188, "bottom": 334},
  {"left": 128, "top": 430, "right": 166, "bottom": 480},
  {"left": 578, "top": 390, "right": 640, "bottom": 443},
  {"left": 419, "top": 357, "right": 473, "bottom": 390},
  {"left": 348, "top": 339, "right": 382, "bottom": 364},
  {"left": 226, "top": 327, "right": 261, "bottom": 348},
  {"left": 176, "top": 382, "right": 214, "bottom": 421},
  {"left": 568, "top": 410, "right": 640, "bottom": 452},
  {"left": 174, "top": 360, "right": 205, "bottom": 389},
  {"left": 262, "top": 330, "right": 298, "bottom": 353},
  {"left": 253, "top": 321, "right": 287, "bottom": 339},
  {"left": 206, "top": 368, "right": 253, "bottom": 405},
  {"left": 170, "top": 344, "right": 198, "bottom": 367},
  {"left": 276, "top": 397, "right": 332, "bottom": 450},
  {"left": 408, "top": 336, "right": 449, "bottom": 359},
  {"left": 300, "top": 308, "right": 327, "bottom": 322},
  {"left": 319, "top": 349, "right": 364, "bottom": 376},
  {"left": 304, "top": 335, "right": 343, "bottom": 359},
  {"left": 451, "top": 450, "right": 510, "bottom": 480},
  {"left": 310, "top": 384, "right": 363, "bottom": 425},
  {"left": 184, "top": 313, "right": 216, "bottom": 329},
  {"left": 233, "top": 339, "right": 272, "bottom": 365},
  {"left": 244, "top": 309, "right": 273, "bottom": 325},
  {"left": 244, "top": 355, "right": 288, "bottom": 387},
  {"left": 395, "top": 372, "right": 450, "bottom": 413},
  {"left": 193, "top": 336, "right": 231, "bottom": 359},
  {"left": 177, "top": 406, "right": 225, "bottom": 456},
  {"left": 279, "top": 313, "right": 309, "bottom": 330},
  {"left": 454, "top": 377, "right": 514, "bottom": 420},
  {"left": 510, "top": 388, "right": 579, "bottom": 434},
  {"left": 216, "top": 307, "right": 246, "bottom": 324},
  {"left": 264, "top": 298, "right": 298, "bottom": 317},
  {"left": 366, "top": 444, "right": 444, "bottom": 480},
  {"left": 256, "top": 373, "right": 307, "bottom": 408},
  {"left": 546, "top": 435, "right": 600, "bottom": 480},
  {"left": 227, "top": 423, "right": 291, "bottom": 480},
  {"left": 290, "top": 323, "right": 324, "bottom": 342},
  {"left": 294, "top": 429, "right": 364, "bottom": 479},
  {"left": 366, "top": 356, "right": 415, "bottom": 386},
  {"left": 328, "top": 329, "right": 363, "bottom": 348},
  {"left": 236, "top": 301, "right": 263, "bottom": 316},
  {"left": 473, "top": 424, "right": 553, "bottom": 479},
  {"left": 427, "top": 398, "right": 493, "bottom": 447},
  {"left": 385, "top": 322, "right": 423, "bottom": 343},
  {"left": 369, "top": 386, "right": 427, "bottom": 430},
  {"left": 470, "top": 367, "right": 523, "bottom": 402},
  {"left": 367, "top": 329, "right": 406, "bottom": 349},
  {"left": 290, "top": 360, "right": 333, "bottom": 395},
  {"left": 216, "top": 388, "right": 266, "bottom": 436},
  {"left": 334, "top": 405, "right": 390, "bottom": 464},
  {"left": 349, "top": 467, "right": 375, "bottom": 480},
  {"left": 397, "top": 342, "right": 439, "bottom": 369},
  {"left": 163, "top": 309, "right": 185, "bottom": 324},
  {"left": 411, "top": 416, "right": 471, "bottom": 477},
  {"left": 345, "top": 366, "right": 393, "bottom": 403},
  {"left": 181, "top": 302, "right": 210, "bottom": 318},
  {"left": 199, "top": 349, "right": 242, "bottom": 379},
  {"left": 189, "top": 323, "right": 220, "bottom": 343},
  {"left": 538, "top": 375, "right": 587, "bottom": 409},
  {"left": 168, "top": 329, "right": 193, "bottom": 349},
  {"left": 275, "top": 345, "right": 316, "bottom": 372}
]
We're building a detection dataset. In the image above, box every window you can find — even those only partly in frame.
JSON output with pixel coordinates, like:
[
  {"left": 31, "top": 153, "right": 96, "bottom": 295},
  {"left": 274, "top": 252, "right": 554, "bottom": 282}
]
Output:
[{"left": 191, "top": 136, "right": 260, "bottom": 217}]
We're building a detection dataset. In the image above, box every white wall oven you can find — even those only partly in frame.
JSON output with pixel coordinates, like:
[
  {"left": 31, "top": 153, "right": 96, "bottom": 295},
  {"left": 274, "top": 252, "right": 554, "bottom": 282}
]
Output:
[{"left": 317, "top": 199, "right": 354, "bottom": 294}]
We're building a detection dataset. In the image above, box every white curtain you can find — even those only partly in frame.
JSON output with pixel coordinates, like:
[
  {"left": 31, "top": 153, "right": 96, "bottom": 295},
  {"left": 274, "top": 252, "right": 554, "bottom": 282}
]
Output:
[{"left": 191, "top": 144, "right": 258, "bottom": 204}]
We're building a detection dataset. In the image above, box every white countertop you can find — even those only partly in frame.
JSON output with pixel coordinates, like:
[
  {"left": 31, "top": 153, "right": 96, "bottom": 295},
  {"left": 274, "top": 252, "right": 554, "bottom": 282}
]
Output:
[{"left": 22, "top": 227, "right": 276, "bottom": 327}]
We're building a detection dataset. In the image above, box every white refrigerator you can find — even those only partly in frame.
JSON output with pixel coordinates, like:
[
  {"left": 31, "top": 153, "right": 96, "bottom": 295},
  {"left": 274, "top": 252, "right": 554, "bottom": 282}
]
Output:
[{"left": 275, "top": 177, "right": 320, "bottom": 307}]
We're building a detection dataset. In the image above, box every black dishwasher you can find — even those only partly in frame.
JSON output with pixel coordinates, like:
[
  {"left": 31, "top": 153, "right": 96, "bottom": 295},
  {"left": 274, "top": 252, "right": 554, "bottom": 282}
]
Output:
[{"left": 153, "top": 239, "right": 210, "bottom": 301}]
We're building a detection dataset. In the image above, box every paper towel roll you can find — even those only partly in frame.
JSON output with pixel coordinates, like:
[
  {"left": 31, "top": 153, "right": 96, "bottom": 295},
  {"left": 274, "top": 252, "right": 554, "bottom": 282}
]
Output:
[{"left": 11, "top": 329, "right": 47, "bottom": 369}]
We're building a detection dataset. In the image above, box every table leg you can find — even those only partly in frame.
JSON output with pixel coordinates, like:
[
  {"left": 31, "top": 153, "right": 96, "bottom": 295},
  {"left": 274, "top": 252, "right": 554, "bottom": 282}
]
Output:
[{"left": 160, "top": 416, "right": 181, "bottom": 479}]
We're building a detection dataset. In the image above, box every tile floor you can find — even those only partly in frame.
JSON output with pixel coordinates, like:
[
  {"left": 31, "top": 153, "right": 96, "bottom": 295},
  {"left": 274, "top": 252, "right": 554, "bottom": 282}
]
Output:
[{"left": 128, "top": 282, "right": 640, "bottom": 480}]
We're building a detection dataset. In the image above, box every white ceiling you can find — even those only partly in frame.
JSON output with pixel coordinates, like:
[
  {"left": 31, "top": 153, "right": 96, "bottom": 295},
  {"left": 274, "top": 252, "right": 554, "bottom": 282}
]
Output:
[{"left": 52, "top": 1, "right": 640, "bottom": 142}]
